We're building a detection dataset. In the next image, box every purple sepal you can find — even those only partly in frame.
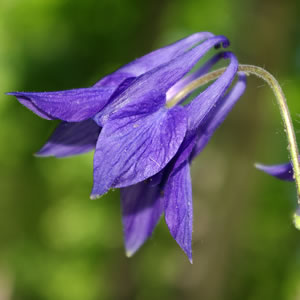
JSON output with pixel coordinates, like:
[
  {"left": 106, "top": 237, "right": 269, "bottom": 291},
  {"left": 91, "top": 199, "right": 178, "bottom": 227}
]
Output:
[
  {"left": 91, "top": 106, "right": 187, "bottom": 198},
  {"left": 255, "top": 162, "right": 294, "bottom": 181},
  {"left": 164, "top": 160, "right": 193, "bottom": 263},
  {"left": 7, "top": 87, "right": 116, "bottom": 122},
  {"left": 36, "top": 119, "right": 100, "bottom": 158},
  {"left": 121, "top": 181, "right": 163, "bottom": 256}
]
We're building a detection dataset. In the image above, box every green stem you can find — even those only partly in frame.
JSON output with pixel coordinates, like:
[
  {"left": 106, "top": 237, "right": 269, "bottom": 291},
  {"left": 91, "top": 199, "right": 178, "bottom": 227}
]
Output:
[{"left": 168, "top": 64, "right": 300, "bottom": 205}]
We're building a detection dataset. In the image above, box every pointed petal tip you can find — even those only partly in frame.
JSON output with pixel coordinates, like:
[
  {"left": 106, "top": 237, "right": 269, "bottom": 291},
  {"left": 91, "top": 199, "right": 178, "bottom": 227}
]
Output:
[
  {"left": 6, "top": 92, "right": 28, "bottom": 97},
  {"left": 33, "top": 149, "right": 63, "bottom": 158},
  {"left": 254, "top": 162, "right": 275, "bottom": 173},
  {"left": 34, "top": 147, "right": 52, "bottom": 157},
  {"left": 90, "top": 194, "right": 102, "bottom": 200},
  {"left": 125, "top": 242, "right": 142, "bottom": 258},
  {"left": 254, "top": 161, "right": 275, "bottom": 172},
  {"left": 33, "top": 149, "right": 68, "bottom": 158},
  {"left": 183, "top": 248, "right": 193, "bottom": 264},
  {"left": 125, "top": 250, "right": 135, "bottom": 258},
  {"left": 90, "top": 188, "right": 111, "bottom": 200},
  {"left": 90, "top": 184, "right": 111, "bottom": 200},
  {"left": 254, "top": 162, "right": 263, "bottom": 170},
  {"left": 34, "top": 151, "right": 61, "bottom": 158},
  {"left": 90, "top": 187, "right": 109, "bottom": 200},
  {"left": 33, "top": 151, "right": 49, "bottom": 158},
  {"left": 174, "top": 244, "right": 193, "bottom": 263},
  {"left": 254, "top": 162, "right": 275, "bottom": 175}
]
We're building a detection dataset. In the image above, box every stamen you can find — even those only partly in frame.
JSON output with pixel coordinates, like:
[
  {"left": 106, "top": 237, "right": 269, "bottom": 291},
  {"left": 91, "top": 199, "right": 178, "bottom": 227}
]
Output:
[{"left": 169, "top": 64, "right": 300, "bottom": 226}]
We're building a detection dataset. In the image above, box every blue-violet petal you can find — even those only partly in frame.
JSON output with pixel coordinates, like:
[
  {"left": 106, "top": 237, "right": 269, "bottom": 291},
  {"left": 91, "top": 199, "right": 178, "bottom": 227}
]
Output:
[
  {"left": 164, "top": 160, "right": 193, "bottom": 263},
  {"left": 36, "top": 119, "right": 100, "bottom": 158},
  {"left": 121, "top": 181, "right": 163, "bottom": 257},
  {"left": 91, "top": 106, "right": 187, "bottom": 198},
  {"left": 7, "top": 87, "right": 116, "bottom": 122}
]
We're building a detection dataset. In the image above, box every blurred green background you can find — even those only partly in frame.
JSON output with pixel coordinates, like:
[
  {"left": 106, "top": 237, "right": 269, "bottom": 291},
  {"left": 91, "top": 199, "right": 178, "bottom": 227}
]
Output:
[{"left": 1, "top": 0, "right": 300, "bottom": 299}]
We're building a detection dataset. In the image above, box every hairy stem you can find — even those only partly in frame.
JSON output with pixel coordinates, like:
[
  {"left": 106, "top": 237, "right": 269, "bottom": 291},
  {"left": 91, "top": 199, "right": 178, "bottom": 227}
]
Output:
[{"left": 169, "top": 64, "right": 300, "bottom": 205}]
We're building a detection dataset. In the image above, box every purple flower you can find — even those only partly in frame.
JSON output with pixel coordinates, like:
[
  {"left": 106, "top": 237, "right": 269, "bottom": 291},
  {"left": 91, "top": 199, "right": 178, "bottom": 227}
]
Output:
[{"left": 8, "top": 32, "right": 246, "bottom": 262}]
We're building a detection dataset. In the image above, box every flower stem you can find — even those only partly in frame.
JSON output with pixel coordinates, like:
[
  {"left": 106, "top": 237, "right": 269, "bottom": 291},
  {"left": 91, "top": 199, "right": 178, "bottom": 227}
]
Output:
[
  {"left": 239, "top": 65, "right": 300, "bottom": 202},
  {"left": 170, "top": 64, "right": 300, "bottom": 205}
]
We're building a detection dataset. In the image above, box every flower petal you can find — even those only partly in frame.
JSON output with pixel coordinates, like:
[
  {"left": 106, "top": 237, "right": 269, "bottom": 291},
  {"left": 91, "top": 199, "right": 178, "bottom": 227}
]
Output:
[
  {"left": 93, "top": 32, "right": 214, "bottom": 88},
  {"left": 36, "top": 119, "right": 100, "bottom": 158},
  {"left": 255, "top": 162, "right": 294, "bottom": 181},
  {"left": 121, "top": 181, "right": 163, "bottom": 257},
  {"left": 190, "top": 72, "right": 247, "bottom": 160},
  {"left": 164, "top": 160, "right": 193, "bottom": 263},
  {"left": 7, "top": 87, "right": 116, "bottom": 122},
  {"left": 95, "top": 35, "right": 230, "bottom": 126},
  {"left": 91, "top": 106, "right": 187, "bottom": 199}
]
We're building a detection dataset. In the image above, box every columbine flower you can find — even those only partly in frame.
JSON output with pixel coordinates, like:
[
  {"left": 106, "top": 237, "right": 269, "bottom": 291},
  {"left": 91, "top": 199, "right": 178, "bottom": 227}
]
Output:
[{"left": 7, "top": 32, "right": 247, "bottom": 261}]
